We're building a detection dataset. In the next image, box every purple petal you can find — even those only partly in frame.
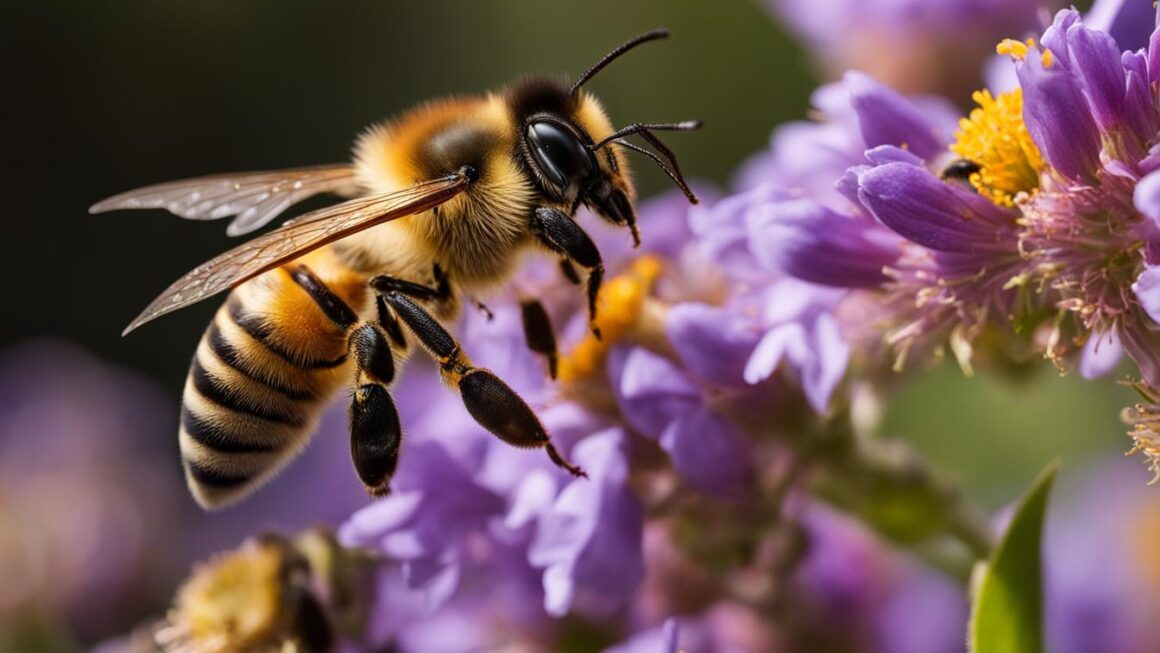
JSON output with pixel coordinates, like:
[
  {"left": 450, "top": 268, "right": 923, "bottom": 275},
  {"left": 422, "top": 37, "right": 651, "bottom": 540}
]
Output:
[
  {"left": 504, "top": 469, "right": 558, "bottom": 530},
  {"left": 1132, "top": 264, "right": 1160, "bottom": 324},
  {"left": 760, "top": 277, "right": 847, "bottom": 325},
  {"left": 1150, "top": 24, "right": 1160, "bottom": 85},
  {"left": 864, "top": 144, "right": 924, "bottom": 167},
  {"left": 665, "top": 303, "right": 761, "bottom": 386},
  {"left": 339, "top": 492, "right": 424, "bottom": 547},
  {"left": 744, "top": 322, "right": 806, "bottom": 385},
  {"left": 799, "top": 313, "right": 851, "bottom": 412},
  {"left": 659, "top": 406, "right": 755, "bottom": 499},
  {"left": 1122, "top": 52, "right": 1157, "bottom": 140},
  {"left": 1066, "top": 22, "right": 1128, "bottom": 132},
  {"left": 1079, "top": 328, "right": 1124, "bottom": 379},
  {"left": 614, "top": 347, "right": 700, "bottom": 438},
  {"left": 844, "top": 71, "right": 944, "bottom": 160},
  {"left": 529, "top": 429, "right": 644, "bottom": 617},
  {"left": 748, "top": 198, "right": 900, "bottom": 287},
  {"left": 1134, "top": 170, "right": 1160, "bottom": 229},
  {"left": 1041, "top": 9, "right": 1083, "bottom": 69},
  {"left": 1017, "top": 50, "right": 1102, "bottom": 184},
  {"left": 858, "top": 162, "right": 1013, "bottom": 253}
]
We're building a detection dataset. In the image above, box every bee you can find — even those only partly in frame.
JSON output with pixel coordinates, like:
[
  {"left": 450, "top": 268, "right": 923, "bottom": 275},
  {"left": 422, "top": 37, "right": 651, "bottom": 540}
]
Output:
[
  {"left": 154, "top": 529, "right": 373, "bottom": 653},
  {"left": 92, "top": 28, "right": 700, "bottom": 509},
  {"left": 938, "top": 157, "right": 981, "bottom": 185}
]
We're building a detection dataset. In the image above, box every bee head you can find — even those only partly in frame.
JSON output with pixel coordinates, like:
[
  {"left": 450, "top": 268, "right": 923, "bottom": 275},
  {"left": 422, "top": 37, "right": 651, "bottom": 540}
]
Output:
[{"left": 508, "top": 29, "right": 700, "bottom": 245}]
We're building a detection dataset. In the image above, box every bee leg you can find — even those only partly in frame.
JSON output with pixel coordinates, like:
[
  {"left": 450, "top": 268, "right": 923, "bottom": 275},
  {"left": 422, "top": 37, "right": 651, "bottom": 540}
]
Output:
[
  {"left": 533, "top": 207, "right": 605, "bottom": 338},
  {"left": 287, "top": 265, "right": 403, "bottom": 496},
  {"left": 379, "top": 289, "right": 586, "bottom": 478},
  {"left": 369, "top": 263, "right": 452, "bottom": 305},
  {"left": 348, "top": 323, "right": 402, "bottom": 497},
  {"left": 289, "top": 264, "right": 359, "bottom": 329},
  {"left": 520, "top": 299, "right": 558, "bottom": 380},
  {"left": 287, "top": 585, "right": 334, "bottom": 653}
]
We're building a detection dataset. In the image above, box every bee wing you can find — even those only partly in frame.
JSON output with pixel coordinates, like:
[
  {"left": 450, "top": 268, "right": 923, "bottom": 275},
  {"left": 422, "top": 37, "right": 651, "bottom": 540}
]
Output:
[
  {"left": 89, "top": 164, "right": 361, "bottom": 236},
  {"left": 124, "top": 172, "right": 471, "bottom": 335}
]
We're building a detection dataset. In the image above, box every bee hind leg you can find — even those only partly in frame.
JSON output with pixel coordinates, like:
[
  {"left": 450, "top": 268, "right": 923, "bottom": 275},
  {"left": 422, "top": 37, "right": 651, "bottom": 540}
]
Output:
[
  {"left": 289, "top": 264, "right": 403, "bottom": 497},
  {"left": 378, "top": 288, "right": 585, "bottom": 478},
  {"left": 348, "top": 323, "right": 403, "bottom": 497},
  {"left": 533, "top": 207, "right": 605, "bottom": 338}
]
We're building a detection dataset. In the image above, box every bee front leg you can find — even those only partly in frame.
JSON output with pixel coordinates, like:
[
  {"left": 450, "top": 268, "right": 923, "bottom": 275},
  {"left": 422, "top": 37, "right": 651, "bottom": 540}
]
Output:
[
  {"left": 378, "top": 289, "right": 586, "bottom": 478},
  {"left": 532, "top": 207, "right": 605, "bottom": 338}
]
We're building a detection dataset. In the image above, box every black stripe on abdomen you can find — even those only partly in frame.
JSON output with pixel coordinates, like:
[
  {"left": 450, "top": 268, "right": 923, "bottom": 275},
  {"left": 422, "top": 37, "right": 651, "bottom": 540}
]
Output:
[
  {"left": 183, "top": 456, "right": 257, "bottom": 488},
  {"left": 190, "top": 358, "right": 305, "bottom": 427},
  {"left": 228, "top": 299, "right": 347, "bottom": 370},
  {"left": 180, "top": 404, "right": 283, "bottom": 455},
  {"left": 207, "top": 321, "right": 318, "bottom": 402}
]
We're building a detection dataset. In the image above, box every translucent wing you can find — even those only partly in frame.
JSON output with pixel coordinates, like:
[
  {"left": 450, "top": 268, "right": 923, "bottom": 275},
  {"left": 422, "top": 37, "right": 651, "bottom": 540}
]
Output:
[
  {"left": 89, "top": 164, "right": 361, "bottom": 236},
  {"left": 123, "top": 171, "right": 471, "bottom": 335}
]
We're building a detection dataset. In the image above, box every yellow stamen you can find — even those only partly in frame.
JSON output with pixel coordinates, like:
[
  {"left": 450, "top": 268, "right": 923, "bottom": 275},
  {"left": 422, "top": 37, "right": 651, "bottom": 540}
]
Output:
[
  {"left": 558, "top": 256, "right": 663, "bottom": 383},
  {"left": 950, "top": 88, "right": 1046, "bottom": 207},
  {"left": 996, "top": 38, "right": 1033, "bottom": 60}
]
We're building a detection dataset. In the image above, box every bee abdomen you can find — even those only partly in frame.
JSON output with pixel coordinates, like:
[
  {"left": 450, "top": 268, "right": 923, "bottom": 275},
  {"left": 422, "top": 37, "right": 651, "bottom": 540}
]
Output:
[{"left": 180, "top": 294, "right": 350, "bottom": 509}]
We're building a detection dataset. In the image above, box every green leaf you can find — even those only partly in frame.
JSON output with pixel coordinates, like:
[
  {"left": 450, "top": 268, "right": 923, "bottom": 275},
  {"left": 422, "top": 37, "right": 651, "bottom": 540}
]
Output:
[{"left": 968, "top": 460, "right": 1058, "bottom": 653}]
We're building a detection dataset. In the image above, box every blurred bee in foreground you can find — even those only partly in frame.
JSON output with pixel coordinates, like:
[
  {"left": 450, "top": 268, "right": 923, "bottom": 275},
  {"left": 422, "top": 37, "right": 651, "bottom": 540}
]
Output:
[
  {"left": 92, "top": 29, "right": 700, "bottom": 508},
  {"left": 153, "top": 529, "right": 373, "bottom": 653}
]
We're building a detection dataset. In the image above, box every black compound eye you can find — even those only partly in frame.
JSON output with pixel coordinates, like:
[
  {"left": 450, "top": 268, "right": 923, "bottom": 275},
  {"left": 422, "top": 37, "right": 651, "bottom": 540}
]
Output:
[{"left": 526, "top": 121, "right": 595, "bottom": 195}]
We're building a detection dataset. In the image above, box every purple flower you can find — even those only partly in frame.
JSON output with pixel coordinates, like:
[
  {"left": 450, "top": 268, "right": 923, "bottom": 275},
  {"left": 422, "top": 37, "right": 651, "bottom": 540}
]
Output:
[
  {"left": 1003, "top": 8, "right": 1160, "bottom": 398},
  {"left": 730, "top": 70, "right": 1024, "bottom": 370}
]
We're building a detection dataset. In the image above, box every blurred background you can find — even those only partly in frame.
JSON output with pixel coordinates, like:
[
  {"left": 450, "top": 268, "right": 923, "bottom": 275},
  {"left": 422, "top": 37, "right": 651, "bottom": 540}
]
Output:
[{"left": 3, "top": 0, "right": 1142, "bottom": 651}]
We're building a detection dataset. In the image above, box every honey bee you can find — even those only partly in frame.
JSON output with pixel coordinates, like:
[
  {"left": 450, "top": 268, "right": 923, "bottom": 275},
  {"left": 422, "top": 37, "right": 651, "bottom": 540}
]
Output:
[
  {"left": 154, "top": 529, "right": 373, "bottom": 653},
  {"left": 92, "top": 29, "right": 700, "bottom": 509}
]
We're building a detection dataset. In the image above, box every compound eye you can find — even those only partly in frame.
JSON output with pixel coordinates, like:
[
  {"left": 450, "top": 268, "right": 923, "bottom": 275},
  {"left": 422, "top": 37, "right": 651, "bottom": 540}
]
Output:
[{"left": 527, "top": 121, "right": 595, "bottom": 194}]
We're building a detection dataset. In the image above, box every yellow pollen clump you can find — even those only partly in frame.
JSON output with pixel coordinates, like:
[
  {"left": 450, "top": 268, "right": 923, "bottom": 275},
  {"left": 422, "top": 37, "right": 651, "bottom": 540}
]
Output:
[
  {"left": 168, "top": 542, "right": 285, "bottom": 652},
  {"left": 996, "top": 38, "right": 1033, "bottom": 60},
  {"left": 997, "top": 37, "right": 1053, "bottom": 67},
  {"left": 950, "top": 88, "right": 1045, "bottom": 207},
  {"left": 558, "top": 255, "right": 662, "bottom": 383}
]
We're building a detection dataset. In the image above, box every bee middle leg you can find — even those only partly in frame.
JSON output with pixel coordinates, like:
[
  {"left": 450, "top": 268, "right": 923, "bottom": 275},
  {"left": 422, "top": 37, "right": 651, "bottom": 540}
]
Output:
[
  {"left": 377, "top": 287, "right": 586, "bottom": 478},
  {"left": 533, "top": 207, "right": 605, "bottom": 338},
  {"left": 520, "top": 299, "right": 558, "bottom": 380}
]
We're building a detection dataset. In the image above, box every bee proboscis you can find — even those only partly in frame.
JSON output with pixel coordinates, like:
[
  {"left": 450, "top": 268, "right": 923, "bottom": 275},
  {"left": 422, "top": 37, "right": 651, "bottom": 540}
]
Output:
[{"left": 92, "top": 28, "right": 700, "bottom": 509}]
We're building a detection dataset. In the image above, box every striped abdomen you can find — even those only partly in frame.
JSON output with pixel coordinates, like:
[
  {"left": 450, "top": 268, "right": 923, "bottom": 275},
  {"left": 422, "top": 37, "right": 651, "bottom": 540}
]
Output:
[{"left": 179, "top": 249, "right": 371, "bottom": 508}]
